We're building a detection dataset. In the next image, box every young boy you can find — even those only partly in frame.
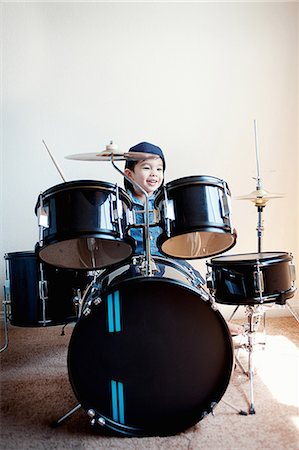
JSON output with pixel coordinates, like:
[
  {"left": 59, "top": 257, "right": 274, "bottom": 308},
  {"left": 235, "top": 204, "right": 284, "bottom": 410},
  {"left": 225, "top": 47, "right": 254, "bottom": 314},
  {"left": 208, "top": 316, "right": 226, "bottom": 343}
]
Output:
[
  {"left": 124, "top": 142, "right": 165, "bottom": 256},
  {"left": 124, "top": 141, "right": 242, "bottom": 336}
]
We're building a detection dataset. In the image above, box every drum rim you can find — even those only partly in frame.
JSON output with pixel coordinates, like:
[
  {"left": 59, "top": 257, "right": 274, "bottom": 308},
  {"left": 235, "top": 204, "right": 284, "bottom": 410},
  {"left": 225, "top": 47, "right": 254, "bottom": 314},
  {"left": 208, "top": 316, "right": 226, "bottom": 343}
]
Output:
[
  {"left": 155, "top": 175, "right": 231, "bottom": 204},
  {"left": 5, "top": 251, "right": 36, "bottom": 259},
  {"left": 36, "top": 180, "right": 132, "bottom": 208},
  {"left": 208, "top": 251, "right": 292, "bottom": 266}
]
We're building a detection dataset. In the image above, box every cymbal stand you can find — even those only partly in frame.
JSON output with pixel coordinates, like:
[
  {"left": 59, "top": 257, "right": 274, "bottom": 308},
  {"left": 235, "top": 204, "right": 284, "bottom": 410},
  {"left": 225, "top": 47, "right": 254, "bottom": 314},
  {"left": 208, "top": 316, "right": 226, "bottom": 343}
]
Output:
[{"left": 111, "top": 157, "right": 155, "bottom": 277}]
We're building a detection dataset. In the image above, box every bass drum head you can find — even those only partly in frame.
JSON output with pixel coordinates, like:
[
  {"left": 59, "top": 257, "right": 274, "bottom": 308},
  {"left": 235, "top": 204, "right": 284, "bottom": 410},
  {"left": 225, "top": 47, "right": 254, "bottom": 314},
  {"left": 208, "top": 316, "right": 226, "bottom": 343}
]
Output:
[{"left": 68, "top": 277, "right": 233, "bottom": 437}]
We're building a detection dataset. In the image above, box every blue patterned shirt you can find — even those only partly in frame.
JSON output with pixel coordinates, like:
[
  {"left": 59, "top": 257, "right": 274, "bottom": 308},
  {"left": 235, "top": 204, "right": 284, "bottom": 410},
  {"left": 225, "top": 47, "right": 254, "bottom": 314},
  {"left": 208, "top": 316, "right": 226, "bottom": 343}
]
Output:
[{"left": 127, "top": 190, "right": 162, "bottom": 256}]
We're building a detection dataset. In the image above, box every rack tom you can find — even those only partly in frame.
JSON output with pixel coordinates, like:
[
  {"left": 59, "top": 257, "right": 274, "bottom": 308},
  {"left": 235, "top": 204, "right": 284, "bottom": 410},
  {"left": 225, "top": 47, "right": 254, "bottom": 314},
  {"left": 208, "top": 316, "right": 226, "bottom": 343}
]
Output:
[
  {"left": 35, "top": 180, "right": 135, "bottom": 270},
  {"left": 155, "top": 175, "right": 237, "bottom": 259}
]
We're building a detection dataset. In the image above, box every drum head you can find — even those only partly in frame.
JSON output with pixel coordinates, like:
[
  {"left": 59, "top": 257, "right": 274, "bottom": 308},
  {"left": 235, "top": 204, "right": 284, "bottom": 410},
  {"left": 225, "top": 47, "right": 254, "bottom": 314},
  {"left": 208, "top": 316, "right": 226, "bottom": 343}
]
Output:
[
  {"left": 158, "top": 230, "right": 236, "bottom": 259},
  {"left": 209, "top": 252, "right": 292, "bottom": 266},
  {"left": 68, "top": 277, "right": 233, "bottom": 437}
]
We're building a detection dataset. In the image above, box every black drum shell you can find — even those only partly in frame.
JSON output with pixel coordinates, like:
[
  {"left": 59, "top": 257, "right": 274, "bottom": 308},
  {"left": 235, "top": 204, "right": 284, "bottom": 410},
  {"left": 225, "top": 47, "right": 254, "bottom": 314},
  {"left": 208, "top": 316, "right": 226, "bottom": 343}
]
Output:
[
  {"left": 67, "top": 276, "right": 233, "bottom": 437},
  {"left": 208, "top": 252, "right": 296, "bottom": 305},
  {"left": 35, "top": 180, "right": 135, "bottom": 270},
  {"left": 5, "top": 251, "right": 88, "bottom": 326},
  {"left": 155, "top": 175, "right": 237, "bottom": 259}
]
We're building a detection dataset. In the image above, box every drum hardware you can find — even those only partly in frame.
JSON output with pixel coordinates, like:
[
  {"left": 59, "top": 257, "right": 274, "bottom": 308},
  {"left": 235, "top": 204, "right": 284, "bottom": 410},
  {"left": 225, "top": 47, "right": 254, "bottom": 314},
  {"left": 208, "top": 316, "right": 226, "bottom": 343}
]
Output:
[
  {"left": 161, "top": 185, "right": 175, "bottom": 238},
  {"left": 220, "top": 180, "right": 234, "bottom": 233},
  {"left": 232, "top": 304, "right": 269, "bottom": 415},
  {"left": 110, "top": 156, "right": 154, "bottom": 277},
  {"left": 253, "top": 260, "right": 265, "bottom": 302},
  {"left": 81, "top": 281, "right": 102, "bottom": 317},
  {"left": 37, "top": 193, "right": 49, "bottom": 248},
  {"left": 60, "top": 287, "right": 84, "bottom": 336},
  {"left": 0, "top": 279, "right": 11, "bottom": 353},
  {"left": 38, "top": 263, "right": 51, "bottom": 326},
  {"left": 114, "top": 185, "right": 124, "bottom": 240},
  {"left": 51, "top": 403, "right": 82, "bottom": 428}
]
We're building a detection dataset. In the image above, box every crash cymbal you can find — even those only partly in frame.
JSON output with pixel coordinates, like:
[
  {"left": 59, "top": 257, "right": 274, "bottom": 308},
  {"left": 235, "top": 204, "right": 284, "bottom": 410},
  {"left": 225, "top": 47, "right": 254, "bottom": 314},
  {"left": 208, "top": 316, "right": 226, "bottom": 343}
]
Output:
[
  {"left": 65, "top": 151, "right": 125, "bottom": 161},
  {"left": 236, "top": 188, "right": 285, "bottom": 206},
  {"left": 65, "top": 150, "right": 158, "bottom": 162}
]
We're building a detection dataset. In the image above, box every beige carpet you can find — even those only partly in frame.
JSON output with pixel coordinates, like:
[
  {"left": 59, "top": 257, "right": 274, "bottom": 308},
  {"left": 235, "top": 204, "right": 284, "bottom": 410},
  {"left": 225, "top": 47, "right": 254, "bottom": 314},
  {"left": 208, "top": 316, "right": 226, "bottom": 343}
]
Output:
[{"left": 0, "top": 315, "right": 298, "bottom": 450}]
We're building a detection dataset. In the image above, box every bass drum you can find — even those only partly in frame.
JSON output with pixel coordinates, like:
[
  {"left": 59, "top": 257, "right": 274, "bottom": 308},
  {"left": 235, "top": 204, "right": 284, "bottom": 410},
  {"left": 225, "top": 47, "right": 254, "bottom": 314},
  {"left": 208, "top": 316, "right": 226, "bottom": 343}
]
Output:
[
  {"left": 207, "top": 252, "right": 296, "bottom": 305},
  {"left": 68, "top": 261, "right": 234, "bottom": 437}
]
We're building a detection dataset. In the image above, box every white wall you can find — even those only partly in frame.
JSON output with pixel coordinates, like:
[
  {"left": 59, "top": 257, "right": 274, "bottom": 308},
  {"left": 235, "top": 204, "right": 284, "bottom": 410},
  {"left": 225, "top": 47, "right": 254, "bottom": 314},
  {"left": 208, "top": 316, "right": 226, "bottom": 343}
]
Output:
[{"left": 1, "top": 2, "right": 298, "bottom": 319}]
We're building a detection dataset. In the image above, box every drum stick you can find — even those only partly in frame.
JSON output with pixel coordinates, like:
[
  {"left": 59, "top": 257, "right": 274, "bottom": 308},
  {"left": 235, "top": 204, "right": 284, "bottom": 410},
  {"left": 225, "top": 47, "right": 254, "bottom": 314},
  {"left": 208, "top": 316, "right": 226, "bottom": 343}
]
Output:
[
  {"left": 253, "top": 119, "right": 261, "bottom": 189},
  {"left": 42, "top": 140, "right": 67, "bottom": 182}
]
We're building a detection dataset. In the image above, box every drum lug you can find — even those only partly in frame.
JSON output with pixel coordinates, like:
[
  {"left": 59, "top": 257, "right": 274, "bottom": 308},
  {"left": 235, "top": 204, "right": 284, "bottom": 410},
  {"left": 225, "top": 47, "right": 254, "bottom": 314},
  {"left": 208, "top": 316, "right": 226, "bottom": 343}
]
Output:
[
  {"left": 220, "top": 182, "right": 233, "bottom": 231},
  {"left": 37, "top": 193, "right": 49, "bottom": 247},
  {"left": 126, "top": 209, "right": 135, "bottom": 226},
  {"left": 290, "top": 263, "right": 296, "bottom": 287},
  {"left": 253, "top": 264, "right": 264, "bottom": 298}
]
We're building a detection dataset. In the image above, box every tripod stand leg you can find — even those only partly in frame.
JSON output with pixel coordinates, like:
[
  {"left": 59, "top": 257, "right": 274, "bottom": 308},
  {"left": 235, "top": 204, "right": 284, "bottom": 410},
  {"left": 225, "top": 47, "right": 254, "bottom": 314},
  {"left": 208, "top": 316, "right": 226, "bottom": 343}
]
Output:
[
  {"left": 220, "top": 399, "right": 248, "bottom": 416},
  {"left": 247, "top": 313, "right": 256, "bottom": 414},
  {"left": 51, "top": 404, "right": 81, "bottom": 428}
]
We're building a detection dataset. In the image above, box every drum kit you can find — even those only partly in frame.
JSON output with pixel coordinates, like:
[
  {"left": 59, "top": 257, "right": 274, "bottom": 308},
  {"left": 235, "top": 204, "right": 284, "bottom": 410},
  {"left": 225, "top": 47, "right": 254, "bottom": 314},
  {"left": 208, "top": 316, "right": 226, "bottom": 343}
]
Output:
[{"left": 1, "top": 134, "right": 297, "bottom": 437}]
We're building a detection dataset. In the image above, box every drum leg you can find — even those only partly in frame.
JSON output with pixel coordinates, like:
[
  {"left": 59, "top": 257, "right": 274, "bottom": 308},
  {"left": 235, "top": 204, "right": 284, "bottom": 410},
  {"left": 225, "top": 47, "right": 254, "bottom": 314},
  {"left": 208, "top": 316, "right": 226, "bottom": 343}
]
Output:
[
  {"left": 285, "top": 300, "right": 299, "bottom": 323},
  {"left": 0, "top": 298, "right": 10, "bottom": 353},
  {"left": 51, "top": 404, "right": 82, "bottom": 428},
  {"left": 227, "top": 305, "right": 240, "bottom": 322},
  {"left": 220, "top": 399, "right": 248, "bottom": 416}
]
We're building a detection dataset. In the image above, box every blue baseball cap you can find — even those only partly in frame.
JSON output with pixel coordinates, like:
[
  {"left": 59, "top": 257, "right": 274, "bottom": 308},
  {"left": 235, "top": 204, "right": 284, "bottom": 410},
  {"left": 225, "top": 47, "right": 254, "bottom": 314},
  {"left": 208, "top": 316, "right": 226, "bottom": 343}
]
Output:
[{"left": 125, "top": 142, "right": 166, "bottom": 170}]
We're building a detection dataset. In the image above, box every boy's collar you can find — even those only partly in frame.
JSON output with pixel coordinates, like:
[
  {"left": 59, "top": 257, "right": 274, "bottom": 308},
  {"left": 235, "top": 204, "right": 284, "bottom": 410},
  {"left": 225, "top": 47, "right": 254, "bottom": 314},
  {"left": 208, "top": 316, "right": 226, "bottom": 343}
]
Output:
[{"left": 128, "top": 189, "right": 155, "bottom": 203}]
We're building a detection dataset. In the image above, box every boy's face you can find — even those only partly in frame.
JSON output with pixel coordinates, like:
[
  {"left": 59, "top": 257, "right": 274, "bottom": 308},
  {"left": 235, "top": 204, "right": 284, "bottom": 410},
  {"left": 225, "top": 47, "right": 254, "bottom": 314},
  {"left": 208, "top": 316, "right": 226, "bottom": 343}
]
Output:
[{"left": 125, "top": 157, "right": 164, "bottom": 196}]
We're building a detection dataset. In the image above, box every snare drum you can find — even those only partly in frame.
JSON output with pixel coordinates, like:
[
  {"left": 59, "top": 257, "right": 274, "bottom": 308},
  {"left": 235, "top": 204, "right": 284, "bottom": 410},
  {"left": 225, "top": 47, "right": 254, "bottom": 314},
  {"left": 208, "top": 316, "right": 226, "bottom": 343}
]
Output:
[
  {"left": 207, "top": 252, "right": 296, "bottom": 305},
  {"left": 67, "top": 257, "right": 233, "bottom": 437},
  {"left": 155, "top": 176, "right": 237, "bottom": 259},
  {"left": 4, "top": 251, "right": 88, "bottom": 327},
  {"left": 35, "top": 180, "right": 135, "bottom": 270}
]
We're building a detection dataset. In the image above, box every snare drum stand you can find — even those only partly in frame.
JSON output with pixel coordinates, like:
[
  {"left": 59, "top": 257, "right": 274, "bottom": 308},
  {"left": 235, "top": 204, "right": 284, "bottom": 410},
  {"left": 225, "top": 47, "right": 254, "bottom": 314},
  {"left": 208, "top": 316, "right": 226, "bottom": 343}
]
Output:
[{"left": 233, "top": 304, "right": 266, "bottom": 415}]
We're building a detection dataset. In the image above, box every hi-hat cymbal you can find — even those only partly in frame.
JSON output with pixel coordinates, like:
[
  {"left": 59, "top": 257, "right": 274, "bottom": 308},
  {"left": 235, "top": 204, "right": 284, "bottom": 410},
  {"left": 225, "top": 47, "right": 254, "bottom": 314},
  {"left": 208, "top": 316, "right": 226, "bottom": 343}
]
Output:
[{"left": 236, "top": 188, "right": 285, "bottom": 206}]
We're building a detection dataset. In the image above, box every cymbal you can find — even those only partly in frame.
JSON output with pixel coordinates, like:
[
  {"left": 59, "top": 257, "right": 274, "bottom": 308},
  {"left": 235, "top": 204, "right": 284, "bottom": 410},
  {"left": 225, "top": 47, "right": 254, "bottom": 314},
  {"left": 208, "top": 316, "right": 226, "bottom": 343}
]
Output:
[
  {"left": 236, "top": 188, "right": 285, "bottom": 206},
  {"left": 65, "top": 150, "right": 158, "bottom": 162}
]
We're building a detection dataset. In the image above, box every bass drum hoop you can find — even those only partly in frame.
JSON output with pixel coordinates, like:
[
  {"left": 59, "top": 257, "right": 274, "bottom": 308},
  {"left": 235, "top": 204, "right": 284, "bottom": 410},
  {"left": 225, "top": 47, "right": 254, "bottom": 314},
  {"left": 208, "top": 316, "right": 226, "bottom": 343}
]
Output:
[{"left": 68, "top": 276, "right": 233, "bottom": 437}]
